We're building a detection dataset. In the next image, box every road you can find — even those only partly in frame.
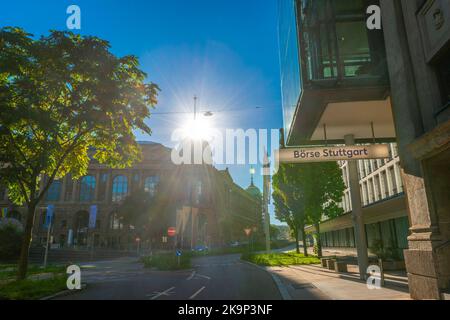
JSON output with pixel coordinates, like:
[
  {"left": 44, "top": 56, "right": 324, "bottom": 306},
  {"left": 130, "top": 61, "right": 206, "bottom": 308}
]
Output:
[{"left": 56, "top": 254, "right": 283, "bottom": 300}]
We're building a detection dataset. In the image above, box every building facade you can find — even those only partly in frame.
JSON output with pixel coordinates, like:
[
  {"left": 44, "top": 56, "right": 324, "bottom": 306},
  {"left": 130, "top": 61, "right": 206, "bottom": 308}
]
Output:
[
  {"left": 308, "top": 143, "right": 409, "bottom": 261},
  {"left": 0, "top": 142, "right": 262, "bottom": 252},
  {"left": 278, "top": 0, "right": 449, "bottom": 299}
]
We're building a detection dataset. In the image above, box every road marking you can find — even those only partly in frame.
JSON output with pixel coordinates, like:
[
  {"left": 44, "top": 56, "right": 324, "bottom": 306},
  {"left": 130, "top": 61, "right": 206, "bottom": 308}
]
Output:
[
  {"left": 196, "top": 274, "right": 211, "bottom": 280},
  {"left": 189, "top": 286, "right": 206, "bottom": 300},
  {"left": 148, "top": 287, "right": 175, "bottom": 300},
  {"left": 187, "top": 271, "right": 196, "bottom": 280}
]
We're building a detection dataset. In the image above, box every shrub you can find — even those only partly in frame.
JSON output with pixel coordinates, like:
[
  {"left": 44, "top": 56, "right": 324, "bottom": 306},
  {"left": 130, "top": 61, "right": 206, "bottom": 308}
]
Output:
[
  {"left": 0, "top": 223, "right": 23, "bottom": 261},
  {"left": 141, "top": 253, "right": 191, "bottom": 270}
]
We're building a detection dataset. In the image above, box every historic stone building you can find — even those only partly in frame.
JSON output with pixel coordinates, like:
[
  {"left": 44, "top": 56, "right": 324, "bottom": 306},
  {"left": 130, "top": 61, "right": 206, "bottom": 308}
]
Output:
[{"left": 0, "top": 142, "right": 262, "bottom": 252}]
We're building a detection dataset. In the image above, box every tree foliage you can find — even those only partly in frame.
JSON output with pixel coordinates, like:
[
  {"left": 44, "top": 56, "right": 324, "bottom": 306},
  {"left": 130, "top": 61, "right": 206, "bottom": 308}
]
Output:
[
  {"left": 0, "top": 27, "right": 159, "bottom": 278},
  {"left": 272, "top": 162, "right": 345, "bottom": 256}
]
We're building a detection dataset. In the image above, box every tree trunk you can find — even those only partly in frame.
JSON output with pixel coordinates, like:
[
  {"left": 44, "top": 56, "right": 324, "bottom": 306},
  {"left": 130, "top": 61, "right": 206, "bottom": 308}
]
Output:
[
  {"left": 294, "top": 228, "right": 300, "bottom": 253},
  {"left": 315, "top": 222, "right": 323, "bottom": 257},
  {"left": 301, "top": 225, "right": 308, "bottom": 257},
  {"left": 17, "top": 203, "right": 37, "bottom": 280}
]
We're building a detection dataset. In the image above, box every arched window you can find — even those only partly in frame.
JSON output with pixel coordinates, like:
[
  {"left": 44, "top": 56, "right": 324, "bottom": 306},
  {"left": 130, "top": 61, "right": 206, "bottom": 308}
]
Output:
[
  {"left": 79, "top": 176, "right": 96, "bottom": 202},
  {"left": 46, "top": 181, "right": 62, "bottom": 202},
  {"left": 144, "top": 176, "right": 160, "bottom": 197},
  {"left": 112, "top": 175, "right": 128, "bottom": 202}
]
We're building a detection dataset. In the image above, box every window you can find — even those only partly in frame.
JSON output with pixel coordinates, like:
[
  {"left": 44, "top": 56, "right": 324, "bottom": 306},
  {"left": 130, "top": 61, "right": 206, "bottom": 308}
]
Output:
[
  {"left": 79, "top": 176, "right": 96, "bottom": 202},
  {"left": 194, "top": 181, "right": 202, "bottom": 204},
  {"left": 109, "top": 212, "right": 122, "bottom": 230},
  {"left": 144, "top": 176, "right": 160, "bottom": 197},
  {"left": 46, "top": 180, "right": 62, "bottom": 202},
  {"left": 112, "top": 176, "right": 128, "bottom": 202},
  {"left": 436, "top": 51, "right": 450, "bottom": 105},
  {"left": 300, "top": 0, "right": 387, "bottom": 81}
]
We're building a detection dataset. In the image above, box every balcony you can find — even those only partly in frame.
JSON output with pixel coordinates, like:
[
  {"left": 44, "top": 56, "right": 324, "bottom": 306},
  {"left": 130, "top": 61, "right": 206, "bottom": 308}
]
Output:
[{"left": 280, "top": 0, "right": 394, "bottom": 146}]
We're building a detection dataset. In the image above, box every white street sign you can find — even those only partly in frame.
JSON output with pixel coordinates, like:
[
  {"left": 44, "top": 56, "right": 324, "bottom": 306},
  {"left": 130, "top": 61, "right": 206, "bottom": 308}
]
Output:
[{"left": 277, "top": 145, "right": 390, "bottom": 163}]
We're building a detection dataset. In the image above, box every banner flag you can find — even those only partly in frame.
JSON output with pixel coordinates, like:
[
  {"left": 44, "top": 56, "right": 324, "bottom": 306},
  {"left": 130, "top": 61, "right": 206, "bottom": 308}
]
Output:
[{"left": 44, "top": 205, "right": 54, "bottom": 229}]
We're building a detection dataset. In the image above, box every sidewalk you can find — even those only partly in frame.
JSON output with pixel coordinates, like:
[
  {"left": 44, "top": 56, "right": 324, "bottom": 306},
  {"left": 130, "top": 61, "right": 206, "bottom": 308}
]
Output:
[{"left": 265, "top": 263, "right": 411, "bottom": 300}]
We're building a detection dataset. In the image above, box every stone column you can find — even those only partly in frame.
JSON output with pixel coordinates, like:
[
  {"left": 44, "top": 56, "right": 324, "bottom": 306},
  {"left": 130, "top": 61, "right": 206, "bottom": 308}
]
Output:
[
  {"left": 380, "top": 0, "right": 446, "bottom": 299},
  {"left": 345, "top": 134, "right": 369, "bottom": 280},
  {"left": 105, "top": 171, "right": 112, "bottom": 204},
  {"left": 60, "top": 176, "right": 67, "bottom": 203},
  {"left": 385, "top": 166, "right": 394, "bottom": 197},
  {"left": 393, "top": 162, "right": 404, "bottom": 193},
  {"left": 379, "top": 173, "right": 387, "bottom": 200},
  {"left": 94, "top": 171, "right": 100, "bottom": 201}
]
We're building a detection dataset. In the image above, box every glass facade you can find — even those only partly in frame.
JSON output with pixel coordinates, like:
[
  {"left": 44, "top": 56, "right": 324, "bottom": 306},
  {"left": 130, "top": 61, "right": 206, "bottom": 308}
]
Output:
[
  {"left": 278, "top": 0, "right": 302, "bottom": 138},
  {"left": 79, "top": 175, "right": 96, "bottom": 202},
  {"left": 301, "top": 0, "right": 386, "bottom": 81},
  {"left": 278, "top": 0, "right": 388, "bottom": 143},
  {"left": 320, "top": 216, "right": 409, "bottom": 259},
  {"left": 112, "top": 175, "right": 128, "bottom": 202}
]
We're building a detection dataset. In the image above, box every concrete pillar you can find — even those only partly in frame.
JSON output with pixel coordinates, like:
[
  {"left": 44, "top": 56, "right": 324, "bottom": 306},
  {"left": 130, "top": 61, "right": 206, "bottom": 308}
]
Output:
[
  {"left": 379, "top": 173, "right": 387, "bottom": 200},
  {"left": 386, "top": 166, "right": 394, "bottom": 197},
  {"left": 345, "top": 134, "right": 369, "bottom": 280},
  {"left": 393, "top": 161, "right": 404, "bottom": 193}
]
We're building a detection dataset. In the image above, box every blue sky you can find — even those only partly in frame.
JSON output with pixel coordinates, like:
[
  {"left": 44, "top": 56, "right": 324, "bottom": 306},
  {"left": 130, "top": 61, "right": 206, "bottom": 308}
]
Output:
[{"left": 1, "top": 0, "right": 285, "bottom": 224}]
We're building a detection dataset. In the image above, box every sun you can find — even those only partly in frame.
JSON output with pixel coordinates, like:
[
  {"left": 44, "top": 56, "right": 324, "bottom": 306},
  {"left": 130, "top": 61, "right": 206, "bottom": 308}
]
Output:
[{"left": 181, "top": 117, "right": 213, "bottom": 141}]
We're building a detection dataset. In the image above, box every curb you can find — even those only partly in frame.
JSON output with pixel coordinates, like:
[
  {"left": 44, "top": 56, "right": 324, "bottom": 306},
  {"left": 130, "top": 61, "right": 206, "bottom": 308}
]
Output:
[
  {"left": 40, "top": 284, "right": 87, "bottom": 300},
  {"left": 240, "top": 260, "right": 292, "bottom": 300}
]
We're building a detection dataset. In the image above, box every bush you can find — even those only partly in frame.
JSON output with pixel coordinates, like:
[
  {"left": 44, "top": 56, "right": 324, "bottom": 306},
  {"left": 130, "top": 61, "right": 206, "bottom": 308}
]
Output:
[
  {"left": 241, "top": 251, "right": 321, "bottom": 266},
  {"left": 141, "top": 253, "right": 191, "bottom": 270},
  {"left": 0, "top": 223, "right": 23, "bottom": 261}
]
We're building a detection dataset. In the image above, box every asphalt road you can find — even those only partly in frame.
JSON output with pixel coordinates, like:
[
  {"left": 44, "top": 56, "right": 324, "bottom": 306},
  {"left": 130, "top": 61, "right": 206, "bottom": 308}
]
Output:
[{"left": 56, "top": 254, "right": 283, "bottom": 300}]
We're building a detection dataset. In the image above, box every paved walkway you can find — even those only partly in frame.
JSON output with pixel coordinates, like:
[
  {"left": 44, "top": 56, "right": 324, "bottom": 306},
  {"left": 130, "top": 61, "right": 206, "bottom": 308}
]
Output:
[{"left": 265, "top": 263, "right": 411, "bottom": 300}]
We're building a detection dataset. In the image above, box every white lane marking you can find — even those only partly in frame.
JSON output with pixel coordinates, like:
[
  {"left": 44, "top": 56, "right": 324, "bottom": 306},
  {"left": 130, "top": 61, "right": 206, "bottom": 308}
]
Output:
[
  {"left": 196, "top": 274, "right": 211, "bottom": 280},
  {"left": 189, "top": 286, "right": 206, "bottom": 300},
  {"left": 187, "top": 271, "right": 196, "bottom": 280},
  {"left": 148, "top": 287, "right": 175, "bottom": 300}
]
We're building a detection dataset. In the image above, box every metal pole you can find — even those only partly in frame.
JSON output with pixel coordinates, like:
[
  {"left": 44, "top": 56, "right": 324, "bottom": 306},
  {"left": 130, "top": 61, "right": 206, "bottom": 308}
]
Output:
[
  {"left": 345, "top": 134, "right": 369, "bottom": 280},
  {"left": 43, "top": 220, "right": 52, "bottom": 268}
]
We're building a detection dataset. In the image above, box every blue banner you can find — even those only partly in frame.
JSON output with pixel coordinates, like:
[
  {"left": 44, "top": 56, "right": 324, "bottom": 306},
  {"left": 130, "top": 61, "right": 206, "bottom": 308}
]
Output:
[
  {"left": 44, "top": 205, "right": 54, "bottom": 229},
  {"left": 89, "top": 205, "right": 97, "bottom": 229}
]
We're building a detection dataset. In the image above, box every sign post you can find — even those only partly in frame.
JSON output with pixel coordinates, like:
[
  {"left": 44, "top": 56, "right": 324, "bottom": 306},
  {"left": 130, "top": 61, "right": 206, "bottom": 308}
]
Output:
[
  {"left": 43, "top": 205, "right": 54, "bottom": 268},
  {"left": 176, "top": 249, "right": 182, "bottom": 267}
]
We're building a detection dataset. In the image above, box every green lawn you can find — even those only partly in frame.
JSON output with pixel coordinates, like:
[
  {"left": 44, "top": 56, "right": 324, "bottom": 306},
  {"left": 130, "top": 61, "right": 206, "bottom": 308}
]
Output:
[
  {"left": 241, "top": 251, "right": 321, "bottom": 266},
  {"left": 0, "top": 264, "right": 66, "bottom": 281},
  {"left": 0, "top": 276, "right": 67, "bottom": 300}
]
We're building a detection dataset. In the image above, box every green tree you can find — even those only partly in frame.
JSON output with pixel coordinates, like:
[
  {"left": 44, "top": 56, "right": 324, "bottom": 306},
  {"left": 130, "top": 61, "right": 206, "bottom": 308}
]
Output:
[
  {"left": 272, "top": 164, "right": 308, "bottom": 255},
  {"left": 0, "top": 27, "right": 159, "bottom": 279},
  {"left": 299, "top": 162, "right": 345, "bottom": 257}
]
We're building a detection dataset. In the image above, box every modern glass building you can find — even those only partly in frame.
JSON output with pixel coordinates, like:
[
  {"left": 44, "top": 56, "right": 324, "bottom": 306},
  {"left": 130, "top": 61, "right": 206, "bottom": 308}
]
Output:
[{"left": 278, "top": 0, "right": 393, "bottom": 146}]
